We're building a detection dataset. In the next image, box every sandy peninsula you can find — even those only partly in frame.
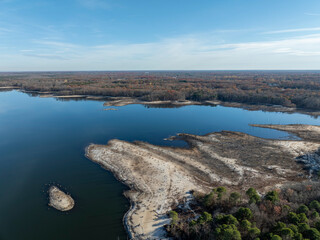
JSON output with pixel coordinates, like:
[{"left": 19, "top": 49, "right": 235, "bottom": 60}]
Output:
[
  {"left": 48, "top": 186, "right": 75, "bottom": 212},
  {"left": 103, "top": 97, "right": 320, "bottom": 116},
  {"left": 86, "top": 124, "right": 320, "bottom": 239},
  {"left": 103, "top": 97, "right": 203, "bottom": 107}
]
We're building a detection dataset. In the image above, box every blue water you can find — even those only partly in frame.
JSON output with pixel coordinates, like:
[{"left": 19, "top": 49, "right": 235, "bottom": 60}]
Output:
[{"left": 0, "top": 90, "right": 319, "bottom": 240}]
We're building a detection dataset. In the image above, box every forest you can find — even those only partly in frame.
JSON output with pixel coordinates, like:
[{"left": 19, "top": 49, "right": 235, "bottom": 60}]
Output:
[
  {"left": 1, "top": 71, "right": 320, "bottom": 110},
  {"left": 166, "top": 183, "right": 320, "bottom": 240}
]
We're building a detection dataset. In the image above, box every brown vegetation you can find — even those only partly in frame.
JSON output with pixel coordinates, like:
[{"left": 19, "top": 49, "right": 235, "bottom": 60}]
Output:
[{"left": 1, "top": 71, "right": 320, "bottom": 111}]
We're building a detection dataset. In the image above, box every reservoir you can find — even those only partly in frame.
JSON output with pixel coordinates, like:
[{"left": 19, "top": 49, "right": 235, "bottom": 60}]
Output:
[{"left": 0, "top": 90, "right": 319, "bottom": 240}]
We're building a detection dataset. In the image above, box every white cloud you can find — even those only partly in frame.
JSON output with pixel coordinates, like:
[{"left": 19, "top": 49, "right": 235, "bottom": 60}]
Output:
[
  {"left": 22, "top": 53, "right": 68, "bottom": 60},
  {"left": 264, "top": 27, "right": 320, "bottom": 34},
  {"left": 35, "top": 40, "right": 79, "bottom": 49},
  {"left": 2, "top": 33, "right": 320, "bottom": 71}
]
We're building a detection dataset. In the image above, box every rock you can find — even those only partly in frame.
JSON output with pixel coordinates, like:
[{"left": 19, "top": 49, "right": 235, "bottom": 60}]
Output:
[{"left": 48, "top": 186, "right": 74, "bottom": 211}]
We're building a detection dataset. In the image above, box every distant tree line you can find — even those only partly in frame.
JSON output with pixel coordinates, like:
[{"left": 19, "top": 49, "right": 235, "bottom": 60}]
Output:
[{"left": 1, "top": 71, "right": 320, "bottom": 110}]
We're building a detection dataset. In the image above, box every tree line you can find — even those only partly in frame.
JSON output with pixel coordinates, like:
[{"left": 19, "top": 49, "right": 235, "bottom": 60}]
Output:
[
  {"left": 1, "top": 71, "right": 320, "bottom": 110},
  {"left": 166, "top": 183, "right": 320, "bottom": 240}
]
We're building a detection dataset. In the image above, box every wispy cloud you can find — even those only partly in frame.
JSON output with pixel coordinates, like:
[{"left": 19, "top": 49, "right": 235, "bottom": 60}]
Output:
[
  {"left": 264, "top": 27, "right": 320, "bottom": 34},
  {"left": 22, "top": 53, "right": 67, "bottom": 60},
  {"left": 305, "top": 12, "right": 320, "bottom": 16},
  {"left": 0, "top": 26, "right": 13, "bottom": 36},
  {"left": 0, "top": 27, "right": 11, "bottom": 32},
  {"left": 225, "top": 34, "right": 320, "bottom": 56},
  {"left": 35, "top": 40, "right": 79, "bottom": 49},
  {"left": 3, "top": 33, "right": 320, "bottom": 71}
]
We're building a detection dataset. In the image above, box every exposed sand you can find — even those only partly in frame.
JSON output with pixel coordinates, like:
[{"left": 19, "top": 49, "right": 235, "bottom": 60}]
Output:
[
  {"left": 29, "top": 92, "right": 107, "bottom": 101},
  {"left": 217, "top": 102, "right": 320, "bottom": 116},
  {"left": 103, "top": 98, "right": 320, "bottom": 116},
  {"left": 0, "top": 86, "right": 19, "bottom": 89},
  {"left": 48, "top": 186, "right": 74, "bottom": 211},
  {"left": 86, "top": 124, "right": 320, "bottom": 239},
  {"left": 103, "top": 97, "right": 203, "bottom": 107},
  {"left": 40, "top": 94, "right": 87, "bottom": 98}
]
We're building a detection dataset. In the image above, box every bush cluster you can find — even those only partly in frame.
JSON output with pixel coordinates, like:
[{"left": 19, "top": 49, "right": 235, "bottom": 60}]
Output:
[{"left": 166, "top": 184, "right": 320, "bottom": 240}]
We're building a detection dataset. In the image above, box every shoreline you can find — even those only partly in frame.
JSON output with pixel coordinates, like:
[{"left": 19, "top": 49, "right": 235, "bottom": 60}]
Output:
[
  {"left": 85, "top": 124, "right": 320, "bottom": 239},
  {"left": 84, "top": 146, "right": 135, "bottom": 239},
  {"left": 1, "top": 88, "right": 320, "bottom": 117}
]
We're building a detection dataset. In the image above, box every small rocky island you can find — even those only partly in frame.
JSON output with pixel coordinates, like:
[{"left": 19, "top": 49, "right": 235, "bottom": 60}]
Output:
[{"left": 48, "top": 186, "right": 75, "bottom": 211}]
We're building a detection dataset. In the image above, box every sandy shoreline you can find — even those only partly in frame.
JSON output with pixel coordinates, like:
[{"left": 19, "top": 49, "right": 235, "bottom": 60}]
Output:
[
  {"left": 0, "top": 86, "right": 19, "bottom": 89},
  {"left": 3, "top": 88, "right": 319, "bottom": 116},
  {"left": 86, "top": 124, "right": 320, "bottom": 239},
  {"left": 103, "top": 97, "right": 203, "bottom": 107},
  {"left": 103, "top": 97, "right": 320, "bottom": 116}
]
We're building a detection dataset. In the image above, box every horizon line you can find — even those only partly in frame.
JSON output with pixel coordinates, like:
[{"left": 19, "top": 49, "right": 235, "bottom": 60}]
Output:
[{"left": 1, "top": 69, "right": 320, "bottom": 73}]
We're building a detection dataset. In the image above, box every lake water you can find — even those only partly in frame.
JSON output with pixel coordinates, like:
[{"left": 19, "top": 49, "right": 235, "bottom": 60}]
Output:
[{"left": 0, "top": 90, "right": 319, "bottom": 240}]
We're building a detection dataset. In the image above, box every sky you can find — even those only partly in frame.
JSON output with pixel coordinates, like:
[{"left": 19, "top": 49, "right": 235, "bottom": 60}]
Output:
[{"left": 1, "top": 0, "right": 320, "bottom": 71}]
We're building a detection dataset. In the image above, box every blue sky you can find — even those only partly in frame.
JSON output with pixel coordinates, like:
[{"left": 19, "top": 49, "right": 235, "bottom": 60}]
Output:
[{"left": 1, "top": 0, "right": 320, "bottom": 71}]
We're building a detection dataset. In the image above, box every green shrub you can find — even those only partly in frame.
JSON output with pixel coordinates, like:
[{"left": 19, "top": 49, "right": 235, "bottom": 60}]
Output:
[
  {"left": 298, "top": 213, "right": 309, "bottom": 223},
  {"left": 202, "top": 212, "right": 213, "bottom": 222},
  {"left": 198, "top": 211, "right": 213, "bottom": 224},
  {"left": 203, "top": 192, "right": 215, "bottom": 207},
  {"left": 265, "top": 190, "right": 280, "bottom": 203},
  {"left": 189, "top": 220, "right": 197, "bottom": 227},
  {"left": 294, "top": 233, "right": 303, "bottom": 240},
  {"left": 288, "top": 224, "right": 298, "bottom": 233},
  {"left": 274, "top": 222, "right": 287, "bottom": 234},
  {"left": 297, "top": 205, "right": 310, "bottom": 214},
  {"left": 246, "top": 188, "right": 261, "bottom": 204},
  {"left": 311, "top": 211, "right": 319, "bottom": 220},
  {"left": 216, "top": 214, "right": 239, "bottom": 225},
  {"left": 280, "top": 228, "right": 294, "bottom": 239},
  {"left": 216, "top": 187, "right": 227, "bottom": 200},
  {"left": 235, "top": 207, "right": 253, "bottom": 221},
  {"left": 169, "top": 211, "right": 179, "bottom": 225},
  {"left": 215, "top": 224, "right": 242, "bottom": 240},
  {"left": 315, "top": 221, "right": 320, "bottom": 231},
  {"left": 289, "top": 212, "right": 300, "bottom": 224},
  {"left": 249, "top": 227, "right": 261, "bottom": 238},
  {"left": 229, "top": 192, "right": 241, "bottom": 205},
  {"left": 240, "top": 220, "right": 252, "bottom": 231},
  {"left": 304, "top": 228, "right": 320, "bottom": 240},
  {"left": 310, "top": 201, "right": 320, "bottom": 212},
  {"left": 297, "top": 223, "right": 310, "bottom": 233},
  {"left": 271, "top": 235, "right": 282, "bottom": 240}
]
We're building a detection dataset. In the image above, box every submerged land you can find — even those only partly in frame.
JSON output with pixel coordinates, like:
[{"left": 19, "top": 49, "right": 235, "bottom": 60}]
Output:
[{"left": 86, "top": 124, "right": 320, "bottom": 239}]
